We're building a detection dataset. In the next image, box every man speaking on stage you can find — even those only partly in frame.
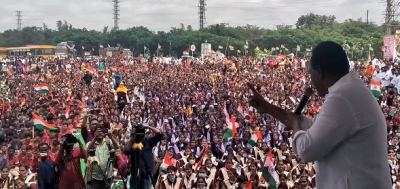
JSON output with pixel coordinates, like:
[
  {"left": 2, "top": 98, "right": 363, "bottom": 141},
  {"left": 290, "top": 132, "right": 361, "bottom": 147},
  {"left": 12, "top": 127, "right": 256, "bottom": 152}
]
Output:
[{"left": 248, "top": 41, "right": 391, "bottom": 189}]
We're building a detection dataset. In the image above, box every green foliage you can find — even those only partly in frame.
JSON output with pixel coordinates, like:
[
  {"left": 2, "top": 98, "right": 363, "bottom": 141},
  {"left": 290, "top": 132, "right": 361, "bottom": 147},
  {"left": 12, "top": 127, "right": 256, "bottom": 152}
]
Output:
[{"left": 0, "top": 14, "right": 391, "bottom": 58}]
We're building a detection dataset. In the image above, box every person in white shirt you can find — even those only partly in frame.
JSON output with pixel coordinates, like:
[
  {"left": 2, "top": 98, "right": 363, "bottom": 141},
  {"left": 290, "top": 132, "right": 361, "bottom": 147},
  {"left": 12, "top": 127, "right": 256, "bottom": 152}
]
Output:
[
  {"left": 349, "top": 59, "right": 354, "bottom": 71},
  {"left": 248, "top": 41, "right": 391, "bottom": 189},
  {"left": 390, "top": 71, "right": 400, "bottom": 92},
  {"left": 374, "top": 67, "right": 386, "bottom": 82},
  {"left": 300, "top": 59, "right": 306, "bottom": 69},
  {"left": 382, "top": 67, "right": 394, "bottom": 89}
]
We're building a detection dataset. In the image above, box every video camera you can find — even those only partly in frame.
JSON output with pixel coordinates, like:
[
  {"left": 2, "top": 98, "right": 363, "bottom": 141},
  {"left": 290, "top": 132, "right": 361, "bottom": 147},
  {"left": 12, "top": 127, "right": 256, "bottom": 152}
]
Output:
[
  {"left": 61, "top": 134, "right": 78, "bottom": 160},
  {"left": 87, "top": 126, "right": 109, "bottom": 157},
  {"left": 87, "top": 125, "right": 116, "bottom": 159},
  {"left": 94, "top": 125, "right": 109, "bottom": 135},
  {"left": 90, "top": 109, "right": 101, "bottom": 114},
  {"left": 131, "top": 124, "right": 146, "bottom": 143},
  {"left": 87, "top": 148, "right": 116, "bottom": 160}
]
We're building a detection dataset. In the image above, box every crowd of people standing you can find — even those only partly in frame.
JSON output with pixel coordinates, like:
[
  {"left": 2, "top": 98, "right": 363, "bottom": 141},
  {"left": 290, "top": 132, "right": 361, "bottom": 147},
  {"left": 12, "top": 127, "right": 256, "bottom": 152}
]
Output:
[{"left": 0, "top": 54, "right": 395, "bottom": 189}]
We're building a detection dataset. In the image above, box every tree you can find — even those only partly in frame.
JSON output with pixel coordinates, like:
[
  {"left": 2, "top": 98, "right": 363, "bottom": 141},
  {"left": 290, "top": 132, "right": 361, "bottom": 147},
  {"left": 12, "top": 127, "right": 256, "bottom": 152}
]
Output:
[
  {"left": 187, "top": 25, "right": 193, "bottom": 31},
  {"left": 296, "top": 13, "right": 337, "bottom": 29},
  {"left": 42, "top": 23, "right": 48, "bottom": 31},
  {"left": 276, "top": 25, "right": 293, "bottom": 30},
  {"left": 56, "top": 20, "right": 62, "bottom": 31},
  {"left": 102, "top": 26, "right": 108, "bottom": 34},
  {"left": 0, "top": 13, "right": 385, "bottom": 58},
  {"left": 63, "top": 20, "right": 69, "bottom": 31}
]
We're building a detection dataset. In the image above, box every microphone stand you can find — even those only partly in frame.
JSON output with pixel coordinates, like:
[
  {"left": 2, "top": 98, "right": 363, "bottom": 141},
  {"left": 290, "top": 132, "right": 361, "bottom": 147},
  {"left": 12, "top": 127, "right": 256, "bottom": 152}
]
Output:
[
  {"left": 131, "top": 141, "right": 156, "bottom": 189},
  {"left": 132, "top": 144, "right": 142, "bottom": 189}
]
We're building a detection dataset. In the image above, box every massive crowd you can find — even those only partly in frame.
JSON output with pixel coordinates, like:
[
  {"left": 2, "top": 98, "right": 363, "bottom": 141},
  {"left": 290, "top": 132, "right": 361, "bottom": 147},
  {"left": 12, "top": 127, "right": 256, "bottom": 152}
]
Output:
[{"left": 0, "top": 54, "right": 396, "bottom": 189}]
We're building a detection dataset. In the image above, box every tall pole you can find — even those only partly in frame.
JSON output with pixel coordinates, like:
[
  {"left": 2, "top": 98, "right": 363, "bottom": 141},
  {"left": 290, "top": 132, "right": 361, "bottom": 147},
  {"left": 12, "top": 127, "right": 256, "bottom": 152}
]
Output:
[
  {"left": 198, "top": 0, "right": 206, "bottom": 30},
  {"left": 385, "top": 0, "right": 395, "bottom": 35},
  {"left": 224, "top": 38, "right": 230, "bottom": 56},
  {"left": 169, "top": 41, "right": 171, "bottom": 57},
  {"left": 366, "top": 10, "right": 369, "bottom": 26},
  {"left": 16, "top": 11, "right": 22, "bottom": 31},
  {"left": 368, "top": 44, "right": 371, "bottom": 60},
  {"left": 112, "top": 0, "right": 120, "bottom": 30},
  {"left": 383, "top": 0, "right": 399, "bottom": 59}
]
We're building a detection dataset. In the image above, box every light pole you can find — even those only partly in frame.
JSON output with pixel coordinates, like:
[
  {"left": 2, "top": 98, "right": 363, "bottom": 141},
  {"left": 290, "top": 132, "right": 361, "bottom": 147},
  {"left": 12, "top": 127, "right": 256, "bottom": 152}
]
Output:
[{"left": 169, "top": 41, "right": 172, "bottom": 57}]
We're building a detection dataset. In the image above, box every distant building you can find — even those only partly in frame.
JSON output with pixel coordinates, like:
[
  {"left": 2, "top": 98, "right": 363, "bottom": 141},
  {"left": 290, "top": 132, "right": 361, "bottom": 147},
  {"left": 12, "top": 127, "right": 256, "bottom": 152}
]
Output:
[
  {"left": 99, "top": 47, "right": 132, "bottom": 57},
  {"left": 55, "top": 41, "right": 77, "bottom": 57},
  {"left": 100, "top": 47, "right": 120, "bottom": 57},
  {"left": 122, "top": 48, "right": 133, "bottom": 57}
]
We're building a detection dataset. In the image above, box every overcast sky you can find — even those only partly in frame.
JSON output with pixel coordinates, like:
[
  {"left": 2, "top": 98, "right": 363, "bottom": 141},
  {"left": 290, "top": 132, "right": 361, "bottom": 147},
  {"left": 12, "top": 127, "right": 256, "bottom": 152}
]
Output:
[{"left": 0, "top": 0, "right": 386, "bottom": 32}]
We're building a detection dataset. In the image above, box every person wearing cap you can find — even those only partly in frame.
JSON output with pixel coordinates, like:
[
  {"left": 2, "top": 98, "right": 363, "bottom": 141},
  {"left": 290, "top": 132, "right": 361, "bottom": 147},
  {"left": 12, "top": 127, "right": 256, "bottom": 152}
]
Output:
[{"left": 116, "top": 82, "right": 128, "bottom": 113}]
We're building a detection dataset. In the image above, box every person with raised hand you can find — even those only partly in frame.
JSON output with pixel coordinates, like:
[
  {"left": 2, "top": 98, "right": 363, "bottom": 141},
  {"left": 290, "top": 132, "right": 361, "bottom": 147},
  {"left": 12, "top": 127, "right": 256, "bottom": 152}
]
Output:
[{"left": 247, "top": 41, "right": 391, "bottom": 189}]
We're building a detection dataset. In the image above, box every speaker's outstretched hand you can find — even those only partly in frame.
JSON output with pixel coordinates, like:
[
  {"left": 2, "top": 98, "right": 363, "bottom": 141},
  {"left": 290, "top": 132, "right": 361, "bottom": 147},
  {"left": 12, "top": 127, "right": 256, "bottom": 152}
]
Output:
[{"left": 247, "top": 83, "right": 268, "bottom": 113}]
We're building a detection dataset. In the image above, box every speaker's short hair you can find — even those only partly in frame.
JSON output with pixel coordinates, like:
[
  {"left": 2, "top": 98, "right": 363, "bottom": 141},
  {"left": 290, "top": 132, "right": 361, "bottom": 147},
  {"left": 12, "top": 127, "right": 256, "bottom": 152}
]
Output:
[{"left": 311, "top": 41, "right": 350, "bottom": 76}]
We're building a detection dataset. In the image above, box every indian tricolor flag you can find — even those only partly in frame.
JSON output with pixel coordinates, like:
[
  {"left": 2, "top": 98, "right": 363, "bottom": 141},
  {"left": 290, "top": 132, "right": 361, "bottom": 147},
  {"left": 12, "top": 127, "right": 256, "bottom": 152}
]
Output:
[
  {"left": 33, "top": 83, "right": 49, "bottom": 94},
  {"left": 161, "top": 152, "right": 173, "bottom": 169},
  {"left": 244, "top": 110, "right": 253, "bottom": 123},
  {"left": 237, "top": 103, "right": 245, "bottom": 120},
  {"left": 253, "top": 65, "right": 265, "bottom": 75},
  {"left": 32, "top": 113, "right": 58, "bottom": 131},
  {"left": 223, "top": 117, "right": 237, "bottom": 142},
  {"left": 67, "top": 90, "right": 72, "bottom": 101},
  {"left": 261, "top": 150, "right": 278, "bottom": 189},
  {"left": 370, "top": 80, "right": 381, "bottom": 97},
  {"left": 248, "top": 129, "right": 262, "bottom": 147},
  {"left": 86, "top": 67, "right": 95, "bottom": 74},
  {"left": 381, "top": 45, "right": 387, "bottom": 52}
]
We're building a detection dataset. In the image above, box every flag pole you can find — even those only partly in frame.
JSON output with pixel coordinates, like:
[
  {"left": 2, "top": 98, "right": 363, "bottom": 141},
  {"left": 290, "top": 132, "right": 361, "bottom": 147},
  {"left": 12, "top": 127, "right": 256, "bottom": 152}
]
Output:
[
  {"left": 224, "top": 38, "right": 230, "bottom": 56},
  {"left": 169, "top": 41, "right": 172, "bottom": 57}
]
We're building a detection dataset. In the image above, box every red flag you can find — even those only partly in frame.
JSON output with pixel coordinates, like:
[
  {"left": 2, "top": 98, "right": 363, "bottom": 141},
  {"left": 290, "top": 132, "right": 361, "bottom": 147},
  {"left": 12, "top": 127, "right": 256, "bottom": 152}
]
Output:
[
  {"left": 49, "top": 106, "right": 55, "bottom": 115},
  {"left": 267, "top": 59, "right": 277, "bottom": 67},
  {"left": 195, "top": 146, "right": 208, "bottom": 170},
  {"left": 267, "top": 148, "right": 273, "bottom": 163},
  {"left": 161, "top": 153, "right": 172, "bottom": 167},
  {"left": 245, "top": 180, "right": 252, "bottom": 189}
]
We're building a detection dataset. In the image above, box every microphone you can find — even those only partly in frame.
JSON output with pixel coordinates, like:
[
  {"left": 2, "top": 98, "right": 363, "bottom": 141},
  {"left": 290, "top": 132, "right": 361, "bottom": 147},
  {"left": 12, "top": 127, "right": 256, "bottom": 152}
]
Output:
[{"left": 294, "top": 88, "right": 314, "bottom": 115}]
